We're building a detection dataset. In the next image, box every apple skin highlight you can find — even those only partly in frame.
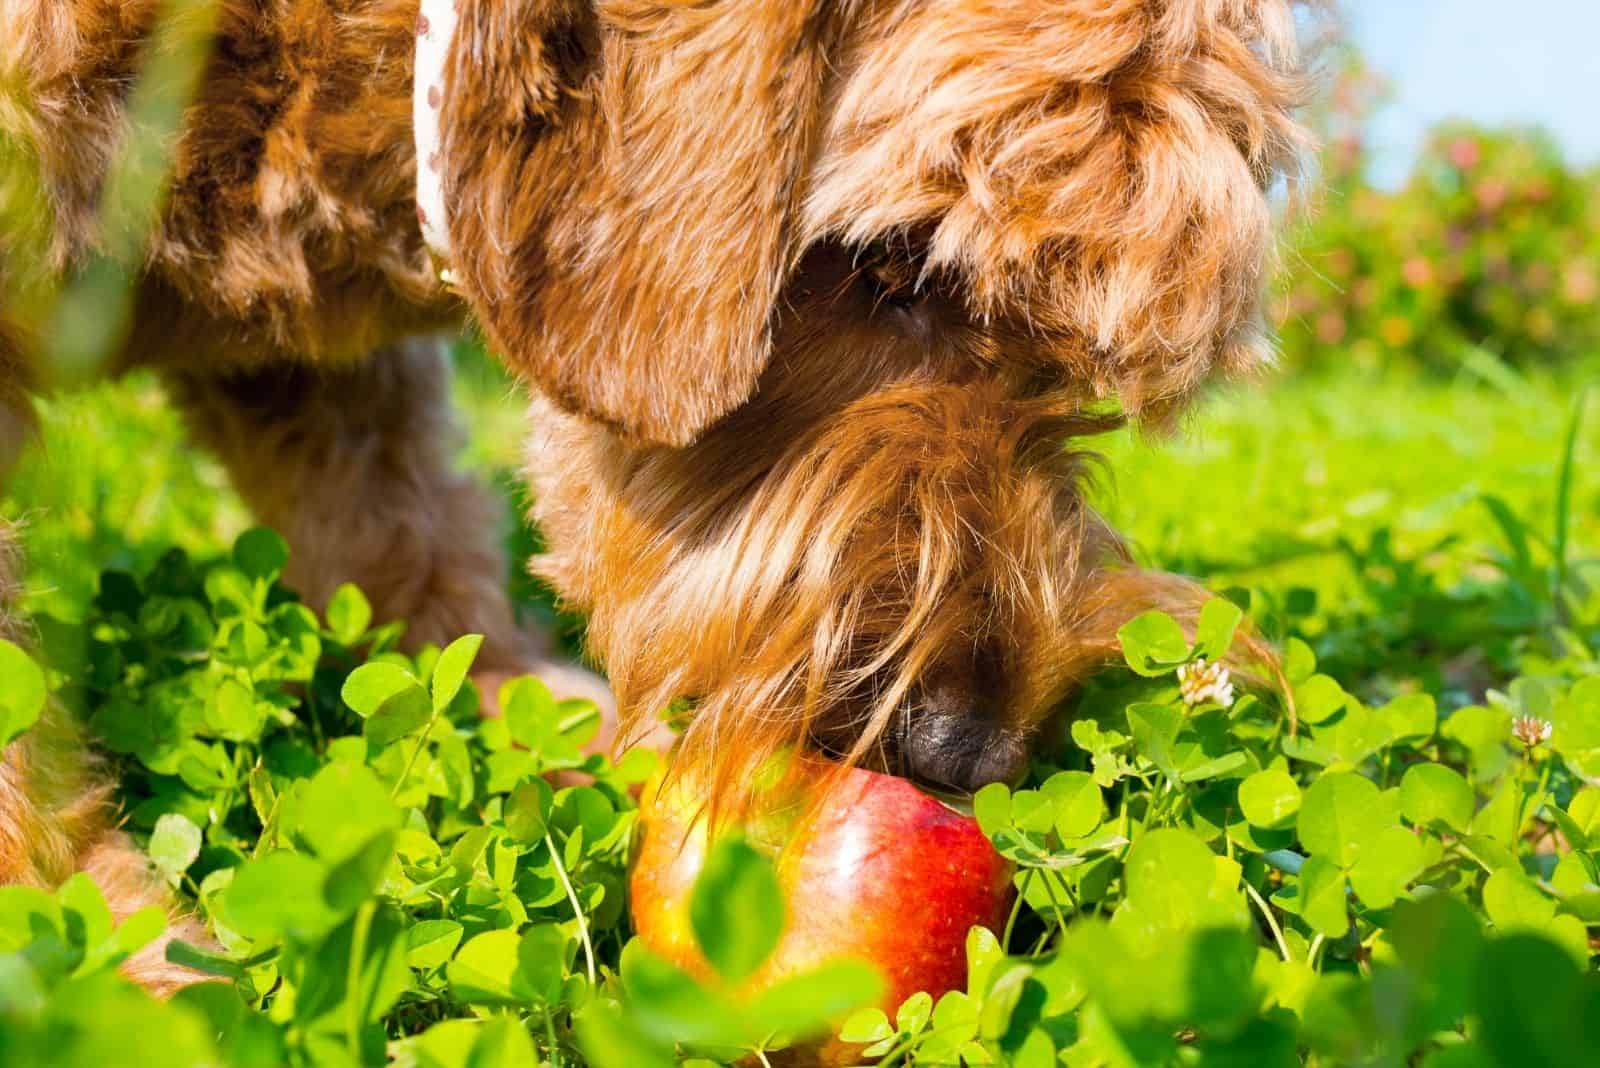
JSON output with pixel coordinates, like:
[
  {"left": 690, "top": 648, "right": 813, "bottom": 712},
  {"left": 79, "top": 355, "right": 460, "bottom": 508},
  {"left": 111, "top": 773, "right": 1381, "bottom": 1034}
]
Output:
[{"left": 630, "top": 761, "right": 1016, "bottom": 1055}]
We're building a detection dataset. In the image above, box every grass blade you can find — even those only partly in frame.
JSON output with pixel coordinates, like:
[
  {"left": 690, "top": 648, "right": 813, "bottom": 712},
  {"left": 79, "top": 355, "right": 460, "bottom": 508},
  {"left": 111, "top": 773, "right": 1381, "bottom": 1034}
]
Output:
[{"left": 1552, "top": 387, "right": 1589, "bottom": 626}]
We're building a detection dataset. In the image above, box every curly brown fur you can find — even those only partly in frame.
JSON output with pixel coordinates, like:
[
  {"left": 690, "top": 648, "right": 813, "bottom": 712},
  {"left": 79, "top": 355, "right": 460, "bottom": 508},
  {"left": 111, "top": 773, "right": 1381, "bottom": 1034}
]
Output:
[
  {"left": 0, "top": 0, "right": 582, "bottom": 988},
  {"left": 444, "top": 0, "right": 1306, "bottom": 442},
  {"left": 0, "top": 0, "right": 1310, "bottom": 987},
  {"left": 448, "top": 0, "right": 1309, "bottom": 798},
  {"left": 2, "top": 0, "right": 454, "bottom": 367},
  {"left": 802, "top": 0, "right": 1306, "bottom": 422}
]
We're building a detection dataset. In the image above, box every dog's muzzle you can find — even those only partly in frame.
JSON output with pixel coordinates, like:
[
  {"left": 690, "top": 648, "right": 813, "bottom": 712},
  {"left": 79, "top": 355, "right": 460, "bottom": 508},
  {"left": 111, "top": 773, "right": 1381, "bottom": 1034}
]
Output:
[{"left": 898, "top": 707, "right": 1030, "bottom": 794}]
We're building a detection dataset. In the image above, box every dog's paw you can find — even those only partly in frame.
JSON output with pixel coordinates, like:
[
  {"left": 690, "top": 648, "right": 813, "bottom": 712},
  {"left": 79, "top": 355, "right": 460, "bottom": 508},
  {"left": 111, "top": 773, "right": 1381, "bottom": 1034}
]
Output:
[{"left": 78, "top": 832, "right": 221, "bottom": 996}]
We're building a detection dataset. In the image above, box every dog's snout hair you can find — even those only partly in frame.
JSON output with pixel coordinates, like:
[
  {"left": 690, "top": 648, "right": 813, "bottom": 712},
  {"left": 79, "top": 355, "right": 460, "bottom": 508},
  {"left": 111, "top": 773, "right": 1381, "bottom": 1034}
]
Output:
[
  {"left": 530, "top": 380, "right": 1118, "bottom": 801},
  {"left": 528, "top": 244, "right": 1251, "bottom": 804},
  {"left": 448, "top": 0, "right": 1312, "bottom": 805}
]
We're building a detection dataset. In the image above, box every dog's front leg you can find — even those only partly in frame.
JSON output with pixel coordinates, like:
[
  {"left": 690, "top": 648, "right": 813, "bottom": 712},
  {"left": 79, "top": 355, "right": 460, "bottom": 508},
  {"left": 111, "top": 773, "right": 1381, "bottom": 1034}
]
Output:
[{"left": 162, "top": 337, "right": 612, "bottom": 717}]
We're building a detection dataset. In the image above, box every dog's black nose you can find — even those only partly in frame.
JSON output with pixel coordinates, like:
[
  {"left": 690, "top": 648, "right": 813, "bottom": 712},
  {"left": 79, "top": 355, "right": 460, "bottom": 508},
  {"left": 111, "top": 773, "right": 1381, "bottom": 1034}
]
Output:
[{"left": 902, "top": 710, "right": 1030, "bottom": 794}]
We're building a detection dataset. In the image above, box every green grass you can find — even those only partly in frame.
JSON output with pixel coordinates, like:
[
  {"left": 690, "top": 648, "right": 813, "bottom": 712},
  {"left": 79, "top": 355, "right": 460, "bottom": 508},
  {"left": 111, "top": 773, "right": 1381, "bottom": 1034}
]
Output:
[
  {"left": 8, "top": 348, "right": 1594, "bottom": 696},
  {"left": 3, "top": 351, "right": 1600, "bottom": 1068},
  {"left": 1099, "top": 365, "right": 1596, "bottom": 592}
]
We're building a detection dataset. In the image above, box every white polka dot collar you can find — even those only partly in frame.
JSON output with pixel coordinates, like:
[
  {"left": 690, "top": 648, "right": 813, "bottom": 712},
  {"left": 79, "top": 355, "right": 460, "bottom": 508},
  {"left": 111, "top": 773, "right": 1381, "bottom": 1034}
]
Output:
[{"left": 413, "top": 0, "right": 458, "bottom": 264}]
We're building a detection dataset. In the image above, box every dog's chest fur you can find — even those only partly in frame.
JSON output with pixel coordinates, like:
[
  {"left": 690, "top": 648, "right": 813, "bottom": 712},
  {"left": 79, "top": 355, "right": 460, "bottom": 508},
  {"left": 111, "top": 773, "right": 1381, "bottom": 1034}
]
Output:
[{"left": 1, "top": 0, "right": 454, "bottom": 372}]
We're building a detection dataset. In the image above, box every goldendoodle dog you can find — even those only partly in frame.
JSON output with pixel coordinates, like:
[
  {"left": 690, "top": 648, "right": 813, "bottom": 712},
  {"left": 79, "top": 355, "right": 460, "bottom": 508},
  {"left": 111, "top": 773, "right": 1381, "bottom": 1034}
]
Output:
[{"left": 0, "top": 0, "right": 1306, "bottom": 990}]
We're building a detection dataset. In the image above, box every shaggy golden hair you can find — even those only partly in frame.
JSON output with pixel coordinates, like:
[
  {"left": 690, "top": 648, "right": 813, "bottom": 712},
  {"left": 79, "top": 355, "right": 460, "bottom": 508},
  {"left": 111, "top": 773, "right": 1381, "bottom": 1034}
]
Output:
[
  {"left": 0, "top": 0, "right": 1309, "bottom": 988},
  {"left": 446, "top": 0, "right": 1308, "bottom": 799}
]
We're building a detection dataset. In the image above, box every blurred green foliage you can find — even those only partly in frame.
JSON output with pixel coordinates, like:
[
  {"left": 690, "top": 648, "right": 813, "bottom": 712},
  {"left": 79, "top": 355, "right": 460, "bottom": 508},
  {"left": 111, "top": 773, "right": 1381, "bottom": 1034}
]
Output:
[{"left": 1275, "top": 56, "right": 1600, "bottom": 372}]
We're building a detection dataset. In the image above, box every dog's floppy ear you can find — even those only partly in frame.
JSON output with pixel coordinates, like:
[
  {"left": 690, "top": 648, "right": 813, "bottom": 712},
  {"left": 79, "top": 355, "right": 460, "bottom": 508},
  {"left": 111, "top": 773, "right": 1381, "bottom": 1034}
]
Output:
[{"left": 441, "top": 1, "right": 834, "bottom": 447}]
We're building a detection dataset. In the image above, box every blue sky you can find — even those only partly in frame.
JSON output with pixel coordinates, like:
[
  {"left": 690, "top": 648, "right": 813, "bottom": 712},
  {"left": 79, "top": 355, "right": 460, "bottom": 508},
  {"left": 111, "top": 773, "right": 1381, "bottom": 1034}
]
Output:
[{"left": 1344, "top": 0, "right": 1599, "bottom": 185}]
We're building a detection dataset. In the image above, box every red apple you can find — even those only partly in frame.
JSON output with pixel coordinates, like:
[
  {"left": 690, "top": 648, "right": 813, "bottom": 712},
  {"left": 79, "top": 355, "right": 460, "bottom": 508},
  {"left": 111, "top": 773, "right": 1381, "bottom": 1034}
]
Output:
[{"left": 629, "top": 758, "right": 1015, "bottom": 1060}]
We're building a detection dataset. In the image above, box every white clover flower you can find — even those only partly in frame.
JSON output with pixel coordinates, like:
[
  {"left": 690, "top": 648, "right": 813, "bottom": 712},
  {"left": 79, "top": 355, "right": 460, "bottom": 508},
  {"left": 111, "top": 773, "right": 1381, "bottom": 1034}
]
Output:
[
  {"left": 1178, "top": 658, "right": 1235, "bottom": 709},
  {"left": 1511, "top": 715, "right": 1553, "bottom": 749}
]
